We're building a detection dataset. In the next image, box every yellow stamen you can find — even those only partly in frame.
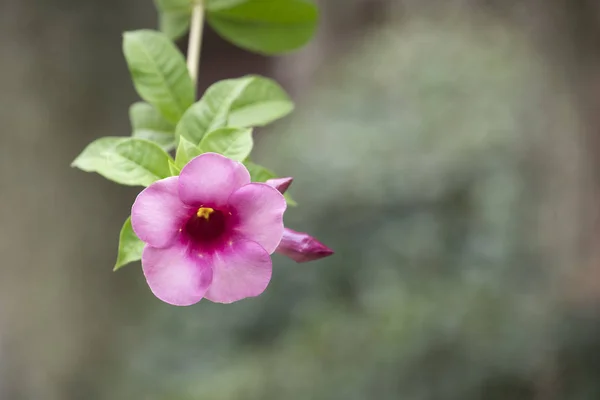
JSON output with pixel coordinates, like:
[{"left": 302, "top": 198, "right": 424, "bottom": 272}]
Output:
[{"left": 196, "top": 207, "right": 214, "bottom": 220}]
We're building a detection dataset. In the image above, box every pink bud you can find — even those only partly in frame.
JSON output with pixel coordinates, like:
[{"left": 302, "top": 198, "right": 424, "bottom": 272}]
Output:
[
  {"left": 265, "top": 177, "right": 293, "bottom": 194},
  {"left": 276, "top": 228, "right": 334, "bottom": 263}
]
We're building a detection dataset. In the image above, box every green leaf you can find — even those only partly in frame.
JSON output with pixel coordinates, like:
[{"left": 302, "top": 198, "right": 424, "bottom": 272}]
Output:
[
  {"left": 159, "top": 11, "right": 191, "bottom": 40},
  {"left": 154, "top": 0, "right": 191, "bottom": 11},
  {"left": 114, "top": 217, "right": 145, "bottom": 271},
  {"left": 284, "top": 193, "right": 298, "bottom": 206},
  {"left": 176, "top": 76, "right": 254, "bottom": 145},
  {"left": 207, "top": 0, "right": 319, "bottom": 55},
  {"left": 245, "top": 161, "right": 297, "bottom": 206},
  {"left": 207, "top": 0, "right": 250, "bottom": 11},
  {"left": 154, "top": 1, "right": 252, "bottom": 40},
  {"left": 199, "top": 127, "right": 253, "bottom": 161},
  {"left": 154, "top": 0, "right": 193, "bottom": 40},
  {"left": 228, "top": 76, "right": 294, "bottom": 127},
  {"left": 168, "top": 159, "right": 181, "bottom": 175},
  {"left": 72, "top": 137, "right": 172, "bottom": 187},
  {"left": 123, "top": 30, "right": 195, "bottom": 123},
  {"left": 175, "top": 135, "right": 203, "bottom": 168},
  {"left": 245, "top": 161, "right": 276, "bottom": 182},
  {"left": 129, "top": 102, "right": 177, "bottom": 151},
  {"left": 176, "top": 75, "right": 292, "bottom": 145}
]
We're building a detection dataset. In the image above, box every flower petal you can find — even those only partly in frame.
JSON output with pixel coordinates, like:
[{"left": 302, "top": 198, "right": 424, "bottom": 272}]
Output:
[
  {"left": 265, "top": 177, "right": 293, "bottom": 194},
  {"left": 178, "top": 153, "right": 250, "bottom": 207},
  {"left": 131, "top": 177, "right": 192, "bottom": 248},
  {"left": 142, "top": 243, "right": 213, "bottom": 306},
  {"left": 276, "top": 228, "right": 334, "bottom": 263},
  {"left": 228, "top": 183, "right": 287, "bottom": 254},
  {"left": 204, "top": 239, "right": 272, "bottom": 304}
]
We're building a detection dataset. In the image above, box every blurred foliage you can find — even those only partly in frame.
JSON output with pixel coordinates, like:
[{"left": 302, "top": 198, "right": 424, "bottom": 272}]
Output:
[{"left": 103, "top": 12, "right": 599, "bottom": 400}]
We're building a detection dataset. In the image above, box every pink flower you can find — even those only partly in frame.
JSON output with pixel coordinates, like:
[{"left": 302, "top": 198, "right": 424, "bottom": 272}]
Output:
[
  {"left": 131, "top": 153, "right": 287, "bottom": 306},
  {"left": 264, "top": 177, "right": 334, "bottom": 264}
]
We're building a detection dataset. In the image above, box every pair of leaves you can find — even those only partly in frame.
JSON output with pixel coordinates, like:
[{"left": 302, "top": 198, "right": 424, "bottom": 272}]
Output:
[
  {"left": 177, "top": 75, "right": 294, "bottom": 145},
  {"left": 174, "top": 127, "right": 253, "bottom": 168},
  {"left": 156, "top": 0, "right": 319, "bottom": 55}
]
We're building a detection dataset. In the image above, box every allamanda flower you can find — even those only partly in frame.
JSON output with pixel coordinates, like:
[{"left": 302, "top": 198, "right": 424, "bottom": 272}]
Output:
[{"left": 131, "top": 153, "right": 287, "bottom": 306}]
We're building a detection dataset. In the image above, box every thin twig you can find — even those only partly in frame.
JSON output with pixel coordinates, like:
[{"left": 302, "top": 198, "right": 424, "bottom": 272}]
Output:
[{"left": 187, "top": 1, "right": 205, "bottom": 84}]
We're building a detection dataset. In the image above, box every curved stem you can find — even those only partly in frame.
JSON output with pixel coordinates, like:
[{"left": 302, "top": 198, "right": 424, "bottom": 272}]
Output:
[{"left": 187, "top": 1, "right": 205, "bottom": 84}]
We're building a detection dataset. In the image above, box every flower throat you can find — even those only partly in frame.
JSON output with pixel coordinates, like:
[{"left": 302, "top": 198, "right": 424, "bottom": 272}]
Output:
[{"left": 185, "top": 207, "right": 226, "bottom": 242}]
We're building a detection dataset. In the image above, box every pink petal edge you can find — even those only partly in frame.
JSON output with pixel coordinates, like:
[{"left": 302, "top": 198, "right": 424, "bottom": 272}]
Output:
[
  {"left": 178, "top": 153, "right": 251, "bottom": 207},
  {"left": 142, "top": 243, "right": 213, "bottom": 306},
  {"left": 228, "top": 183, "right": 287, "bottom": 254},
  {"left": 204, "top": 239, "right": 272, "bottom": 304},
  {"left": 131, "top": 176, "right": 192, "bottom": 249}
]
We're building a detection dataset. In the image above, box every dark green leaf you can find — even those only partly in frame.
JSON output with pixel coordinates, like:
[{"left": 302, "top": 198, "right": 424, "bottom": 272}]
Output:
[
  {"left": 207, "top": 0, "right": 250, "bottom": 11},
  {"left": 207, "top": 0, "right": 318, "bottom": 55}
]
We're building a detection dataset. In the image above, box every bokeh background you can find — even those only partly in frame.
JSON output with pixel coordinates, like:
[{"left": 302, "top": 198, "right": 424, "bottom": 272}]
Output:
[{"left": 3, "top": 0, "right": 600, "bottom": 399}]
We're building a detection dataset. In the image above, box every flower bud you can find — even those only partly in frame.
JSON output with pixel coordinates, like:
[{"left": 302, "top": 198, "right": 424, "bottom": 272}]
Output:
[
  {"left": 265, "top": 177, "right": 293, "bottom": 194},
  {"left": 276, "top": 228, "right": 334, "bottom": 263}
]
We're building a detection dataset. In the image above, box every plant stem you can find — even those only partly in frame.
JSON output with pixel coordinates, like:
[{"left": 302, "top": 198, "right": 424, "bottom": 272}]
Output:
[{"left": 187, "top": 1, "right": 205, "bottom": 84}]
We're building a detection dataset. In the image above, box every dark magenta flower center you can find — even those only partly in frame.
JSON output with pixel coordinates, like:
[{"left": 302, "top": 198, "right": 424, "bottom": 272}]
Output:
[{"left": 185, "top": 207, "right": 227, "bottom": 243}]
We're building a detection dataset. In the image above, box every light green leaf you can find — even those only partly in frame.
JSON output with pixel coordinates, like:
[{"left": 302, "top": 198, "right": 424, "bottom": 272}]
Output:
[
  {"left": 228, "top": 76, "right": 294, "bottom": 127},
  {"left": 245, "top": 161, "right": 276, "bottom": 182},
  {"left": 199, "top": 127, "right": 253, "bottom": 161},
  {"left": 114, "top": 217, "right": 145, "bottom": 271},
  {"left": 175, "top": 135, "right": 203, "bottom": 168},
  {"left": 154, "top": 0, "right": 191, "bottom": 11},
  {"left": 176, "top": 76, "right": 254, "bottom": 145},
  {"left": 72, "top": 137, "right": 126, "bottom": 177},
  {"left": 154, "top": 0, "right": 192, "bottom": 40},
  {"left": 168, "top": 159, "right": 181, "bottom": 175},
  {"left": 123, "top": 30, "right": 195, "bottom": 123},
  {"left": 176, "top": 75, "right": 292, "bottom": 145},
  {"left": 245, "top": 161, "right": 297, "bottom": 206},
  {"left": 72, "top": 137, "right": 172, "bottom": 187},
  {"left": 207, "top": 0, "right": 318, "bottom": 55},
  {"left": 284, "top": 193, "right": 298, "bottom": 207},
  {"left": 159, "top": 11, "right": 191, "bottom": 40},
  {"left": 129, "top": 102, "right": 176, "bottom": 151}
]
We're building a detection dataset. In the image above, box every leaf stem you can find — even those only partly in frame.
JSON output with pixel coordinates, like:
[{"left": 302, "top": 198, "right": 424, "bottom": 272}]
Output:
[{"left": 187, "top": 1, "right": 205, "bottom": 84}]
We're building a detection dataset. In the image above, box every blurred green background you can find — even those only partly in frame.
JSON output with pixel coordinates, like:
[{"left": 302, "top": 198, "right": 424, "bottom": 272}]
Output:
[{"left": 3, "top": 0, "right": 600, "bottom": 399}]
